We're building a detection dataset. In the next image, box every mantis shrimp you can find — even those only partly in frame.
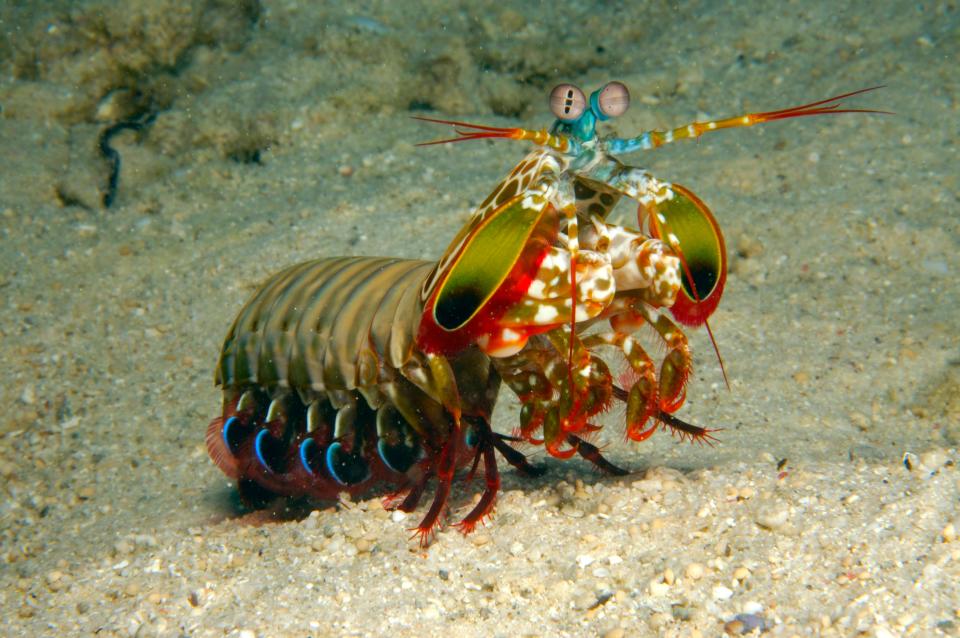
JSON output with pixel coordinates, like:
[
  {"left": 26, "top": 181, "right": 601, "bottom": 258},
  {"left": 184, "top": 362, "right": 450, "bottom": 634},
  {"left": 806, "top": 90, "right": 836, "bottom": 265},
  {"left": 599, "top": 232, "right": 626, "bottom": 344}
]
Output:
[{"left": 207, "top": 81, "right": 883, "bottom": 543}]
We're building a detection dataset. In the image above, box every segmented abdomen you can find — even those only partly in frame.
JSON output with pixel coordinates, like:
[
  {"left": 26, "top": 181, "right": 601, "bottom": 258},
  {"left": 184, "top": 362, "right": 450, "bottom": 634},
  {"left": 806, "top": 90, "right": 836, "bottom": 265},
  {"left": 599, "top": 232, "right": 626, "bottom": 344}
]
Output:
[
  {"left": 206, "top": 257, "right": 492, "bottom": 505},
  {"left": 217, "top": 257, "right": 431, "bottom": 393}
]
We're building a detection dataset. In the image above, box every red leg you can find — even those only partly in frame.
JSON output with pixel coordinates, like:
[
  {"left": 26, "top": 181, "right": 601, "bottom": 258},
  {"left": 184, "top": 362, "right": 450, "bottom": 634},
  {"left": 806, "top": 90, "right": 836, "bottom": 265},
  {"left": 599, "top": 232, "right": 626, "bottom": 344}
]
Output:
[
  {"left": 383, "top": 469, "right": 431, "bottom": 513},
  {"left": 491, "top": 433, "right": 546, "bottom": 477},
  {"left": 658, "top": 410, "right": 720, "bottom": 445},
  {"left": 568, "top": 434, "right": 629, "bottom": 476},
  {"left": 456, "top": 441, "right": 500, "bottom": 534},
  {"left": 413, "top": 437, "right": 457, "bottom": 547},
  {"left": 464, "top": 439, "right": 484, "bottom": 483}
]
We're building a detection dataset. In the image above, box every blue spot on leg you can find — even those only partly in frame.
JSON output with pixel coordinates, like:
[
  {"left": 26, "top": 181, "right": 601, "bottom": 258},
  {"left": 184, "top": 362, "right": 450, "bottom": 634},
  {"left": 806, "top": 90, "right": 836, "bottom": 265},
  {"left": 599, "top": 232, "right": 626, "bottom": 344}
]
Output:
[
  {"left": 254, "top": 429, "right": 285, "bottom": 473},
  {"left": 299, "top": 438, "right": 321, "bottom": 475},
  {"left": 377, "top": 439, "right": 421, "bottom": 474},
  {"left": 325, "top": 442, "right": 370, "bottom": 486},
  {"left": 222, "top": 416, "right": 244, "bottom": 453}
]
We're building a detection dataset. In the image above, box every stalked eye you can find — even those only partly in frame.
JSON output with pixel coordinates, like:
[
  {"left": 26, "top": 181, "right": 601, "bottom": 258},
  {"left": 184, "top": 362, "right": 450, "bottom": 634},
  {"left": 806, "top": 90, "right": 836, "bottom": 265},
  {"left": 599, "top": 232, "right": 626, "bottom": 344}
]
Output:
[
  {"left": 597, "top": 81, "right": 630, "bottom": 118},
  {"left": 550, "top": 83, "right": 587, "bottom": 121}
]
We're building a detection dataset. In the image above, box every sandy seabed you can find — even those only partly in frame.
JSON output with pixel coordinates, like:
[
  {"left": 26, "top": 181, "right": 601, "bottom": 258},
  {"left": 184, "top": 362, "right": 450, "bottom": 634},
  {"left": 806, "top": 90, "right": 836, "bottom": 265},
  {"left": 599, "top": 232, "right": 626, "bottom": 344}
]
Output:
[{"left": 1, "top": 1, "right": 958, "bottom": 636}]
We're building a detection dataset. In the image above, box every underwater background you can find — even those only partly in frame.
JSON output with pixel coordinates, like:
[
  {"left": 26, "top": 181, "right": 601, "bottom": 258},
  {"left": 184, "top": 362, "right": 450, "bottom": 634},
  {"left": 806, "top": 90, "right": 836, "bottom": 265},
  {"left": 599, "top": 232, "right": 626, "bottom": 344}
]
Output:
[{"left": 1, "top": 1, "right": 958, "bottom": 636}]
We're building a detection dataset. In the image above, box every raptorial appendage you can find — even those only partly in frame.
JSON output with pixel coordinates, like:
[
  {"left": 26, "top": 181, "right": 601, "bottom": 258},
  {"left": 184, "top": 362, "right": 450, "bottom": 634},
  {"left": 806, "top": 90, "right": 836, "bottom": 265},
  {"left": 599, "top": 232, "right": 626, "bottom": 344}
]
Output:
[{"left": 483, "top": 215, "right": 704, "bottom": 460}]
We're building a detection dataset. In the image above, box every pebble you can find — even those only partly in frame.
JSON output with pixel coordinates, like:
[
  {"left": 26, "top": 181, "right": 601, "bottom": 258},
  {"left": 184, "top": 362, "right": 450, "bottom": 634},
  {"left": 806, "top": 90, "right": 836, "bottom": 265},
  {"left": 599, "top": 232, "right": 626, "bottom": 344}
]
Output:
[
  {"left": 902, "top": 452, "right": 919, "bottom": 471},
  {"left": 920, "top": 449, "right": 948, "bottom": 471},
  {"left": 849, "top": 444, "right": 887, "bottom": 462},
  {"left": 922, "top": 258, "right": 949, "bottom": 275},
  {"left": 353, "top": 538, "right": 371, "bottom": 554},
  {"left": 713, "top": 585, "right": 734, "bottom": 600},
  {"left": 649, "top": 579, "right": 671, "bottom": 596},
  {"left": 685, "top": 562, "right": 705, "bottom": 580},
  {"left": 19, "top": 385, "right": 36, "bottom": 405},
  {"left": 470, "top": 533, "right": 491, "bottom": 546},
  {"left": 75, "top": 223, "right": 98, "bottom": 237},
  {"left": 45, "top": 570, "right": 65, "bottom": 592},
  {"left": 671, "top": 604, "right": 693, "bottom": 621},
  {"left": 345, "top": 16, "right": 389, "bottom": 34},
  {"left": 725, "top": 613, "right": 766, "bottom": 634},
  {"left": 736, "top": 234, "right": 764, "bottom": 258},
  {"left": 648, "top": 612, "right": 671, "bottom": 629},
  {"left": 848, "top": 411, "right": 870, "bottom": 431},
  {"left": 754, "top": 505, "right": 789, "bottom": 531},
  {"left": 561, "top": 505, "right": 585, "bottom": 518},
  {"left": 574, "top": 479, "right": 589, "bottom": 499},
  {"left": 942, "top": 523, "right": 956, "bottom": 543}
]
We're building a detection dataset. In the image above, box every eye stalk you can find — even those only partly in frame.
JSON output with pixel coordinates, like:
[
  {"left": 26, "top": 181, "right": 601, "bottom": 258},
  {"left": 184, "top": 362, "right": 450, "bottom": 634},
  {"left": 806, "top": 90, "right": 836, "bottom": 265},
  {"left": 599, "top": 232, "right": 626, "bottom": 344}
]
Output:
[
  {"left": 594, "top": 81, "right": 630, "bottom": 120},
  {"left": 550, "top": 84, "right": 587, "bottom": 122}
]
